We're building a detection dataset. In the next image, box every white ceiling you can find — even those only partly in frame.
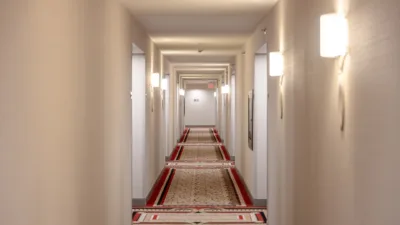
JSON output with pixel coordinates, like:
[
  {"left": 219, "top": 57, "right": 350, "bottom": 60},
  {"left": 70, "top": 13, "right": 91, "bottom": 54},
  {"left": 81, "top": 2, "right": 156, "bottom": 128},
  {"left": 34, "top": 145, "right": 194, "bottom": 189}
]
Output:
[
  {"left": 122, "top": 0, "right": 277, "bottom": 76},
  {"left": 122, "top": 0, "right": 277, "bottom": 16},
  {"left": 167, "top": 55, "right": 235, "bottom": 64},
  {"left": 184, "top": 79, "right": 217, "bottom": 84}
]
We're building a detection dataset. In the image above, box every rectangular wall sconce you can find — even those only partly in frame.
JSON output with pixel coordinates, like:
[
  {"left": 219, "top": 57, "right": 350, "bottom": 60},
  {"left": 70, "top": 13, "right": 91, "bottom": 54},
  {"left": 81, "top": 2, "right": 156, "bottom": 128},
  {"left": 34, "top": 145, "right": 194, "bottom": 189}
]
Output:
[
  {"left": 214, "top": 92, "right": 217, "bottom": 97},
  {"left": 320, "top": 13, "right": 348, "bottom": 58},
  {"left": 269, "top": 52, "right": 284, "bottom": 77},
  {"left": 161, "top": 78, "right": 168, "bottom": 90},
  {"left": 221, "top": 85, "right": 230, "bottom": 94},
  {"left": 151, "top": 73, "right": 160, "bottom": 88},
  {"left": 179, "top": 89, "right": 185, "bottom": 96}
]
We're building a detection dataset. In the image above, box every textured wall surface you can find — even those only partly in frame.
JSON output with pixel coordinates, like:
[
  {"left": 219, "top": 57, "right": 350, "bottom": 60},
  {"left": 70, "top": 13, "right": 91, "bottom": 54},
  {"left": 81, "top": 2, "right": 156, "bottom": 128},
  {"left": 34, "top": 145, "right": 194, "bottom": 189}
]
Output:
[
  {"left": 238, "top": 0, "right": 400, "bottom": 224},
  {"left": 0, "top": 1, "right": 135, "bottom": 224}
]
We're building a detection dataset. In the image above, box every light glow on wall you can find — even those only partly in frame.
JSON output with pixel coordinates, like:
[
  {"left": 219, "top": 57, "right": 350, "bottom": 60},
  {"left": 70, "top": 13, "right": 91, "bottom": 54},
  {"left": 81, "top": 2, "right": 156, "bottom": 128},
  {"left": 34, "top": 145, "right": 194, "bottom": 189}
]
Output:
[
  {"left": 320, "top": 13, "right": 348, "bottom": 58},
  {"left": 151, "top": 73, "right": 160, "bottom": 88},
  {"left": 161, "top": 78, "right": 168, "bottom": 90},
  {"left": 179, "top": 88, "right": 185, "bottom": 96},
  {"left": 269, "top": 52, "right": 284, "bottom": 76},
  {"left": 221, "top": 85, "right": 230, "bottom": 94}
]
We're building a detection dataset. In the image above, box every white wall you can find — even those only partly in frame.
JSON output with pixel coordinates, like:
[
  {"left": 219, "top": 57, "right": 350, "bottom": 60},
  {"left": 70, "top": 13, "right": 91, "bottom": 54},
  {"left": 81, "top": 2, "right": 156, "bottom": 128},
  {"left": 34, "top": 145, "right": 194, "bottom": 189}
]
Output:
[
  {"left": 180, "top": 95, "right": 185, "bottom": 133},
  {"left": 238, "top": 0, "right": 400, "bottom": 225},
  {"left": 0, "top": 1, "right": 169, "bottom": 224},
  {"left": 143, "top": 42, "right": 168, "bottom": 197},
  {"left": 215, "top": 89, "right": 219, "bottom": 130},
  {"left": 130, "top": 15, "right": 166, "bottom": 201},
  {"left": 185, "top": 89, "right": 216, "bottom": 126},
  {"left": 220, "top": 94, "right": 227, "bottom": 140},
  {"left": 131, "top": 54, "right": 146, "bottom": 198},
  {"left": 253, "top": 54, "right": 268, "bottom": 200},
  {"left": 0, "top": 1, "right": 134, "bottom": 224},
  {"left": 174, "top": 84, "right": 183, "bottom": 143},
  {"left": 230, "top": 76, "right": 236, "bottom": 156},
  {"left": 167, "top": 68, "right": 176, "bottom": 153},
  {"left": 162, "top": 76, "right": 171, "bottom": 156},
  {"left": 216, "top": 88, "right": 221, "bottom": 131}
]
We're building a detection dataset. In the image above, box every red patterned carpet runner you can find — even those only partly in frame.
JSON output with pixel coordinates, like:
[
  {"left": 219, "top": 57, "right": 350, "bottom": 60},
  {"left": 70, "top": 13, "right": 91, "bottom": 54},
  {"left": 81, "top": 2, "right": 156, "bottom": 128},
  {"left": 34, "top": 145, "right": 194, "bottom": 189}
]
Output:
[
  {"left": 133, "top": 128, "right": 267, "bottom": 224},
  {"left": 132, "top": 207, "right": 267, "bottom": 224}
]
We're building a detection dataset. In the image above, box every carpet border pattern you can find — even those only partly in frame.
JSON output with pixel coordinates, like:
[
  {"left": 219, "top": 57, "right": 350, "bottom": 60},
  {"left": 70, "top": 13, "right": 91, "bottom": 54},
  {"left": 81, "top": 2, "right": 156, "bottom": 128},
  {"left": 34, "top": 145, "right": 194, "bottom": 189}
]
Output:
[
  {"left": 169, "top": 145, "right": 231, "bottom": 161},
  {"left": 146, "top": 167, "right": 253, "bottom": 207}
]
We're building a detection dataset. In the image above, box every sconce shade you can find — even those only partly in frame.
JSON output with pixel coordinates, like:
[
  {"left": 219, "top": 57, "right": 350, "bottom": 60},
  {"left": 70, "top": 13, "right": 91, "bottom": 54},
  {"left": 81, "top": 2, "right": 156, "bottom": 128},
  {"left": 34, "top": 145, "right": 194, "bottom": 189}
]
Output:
[
  {"left": 179, "top": 89, "right": 185, "bottom": 96},
  {"left": 221, "top": 85, "right": 230, "bottom": 94},
  {"left": 269, "top": 52, "right": 284, "bottom": 76},
  {"left": 214, "top": 92, "right": 217, "bottom": 97},
  {"left": 320, "top": 13, "right": 348, "bottom": 58},
  {"left": 151, "top": 73, "right": 160, "bottom": 87},
  {"left": 161, "top": 78, "right": 167, "bottom": 90}
]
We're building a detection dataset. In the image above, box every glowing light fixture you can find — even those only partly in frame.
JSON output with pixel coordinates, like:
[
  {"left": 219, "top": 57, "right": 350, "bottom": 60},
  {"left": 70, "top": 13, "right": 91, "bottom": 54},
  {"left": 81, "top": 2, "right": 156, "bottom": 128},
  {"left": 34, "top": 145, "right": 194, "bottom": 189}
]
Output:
[
  {"left": 214, "top": 92, "right": 216, "bottom": 97},
  {"left": 179, "top": 89, "right": 185, "bottom": 96},
  {"left": 161, "top": 78, "right": 168, "bottom": 90},
  {"left": 269, "top": 52, "right": 284, "bottom": 77},
  {"left": 221, "top": 85, "right": 229, "bottom": 94},
  {"left": 151, "top": 73, "right": 160, "bottom": 88},
  {"left": 320, "top": 13, "right": 348, "bottom": 58}
]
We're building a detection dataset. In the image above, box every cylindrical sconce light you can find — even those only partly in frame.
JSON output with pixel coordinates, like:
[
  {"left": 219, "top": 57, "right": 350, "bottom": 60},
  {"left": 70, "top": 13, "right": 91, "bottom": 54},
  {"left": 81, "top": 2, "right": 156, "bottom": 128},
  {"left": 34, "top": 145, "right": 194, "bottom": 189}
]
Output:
[
  {"left": 151, "top": 73, "right": 160, "bottom": 88},
  {"left": 161, "top": 78, "right": 168, "bottom": 90},
  {"left": 320, "top": 13, "right": 348, "bottom": 58},
  {"left": 179, "top": 88, "right": 185, "bottom": 96},
  {"left": 269, "top": 52, "right": 284, "bottom": 76}
]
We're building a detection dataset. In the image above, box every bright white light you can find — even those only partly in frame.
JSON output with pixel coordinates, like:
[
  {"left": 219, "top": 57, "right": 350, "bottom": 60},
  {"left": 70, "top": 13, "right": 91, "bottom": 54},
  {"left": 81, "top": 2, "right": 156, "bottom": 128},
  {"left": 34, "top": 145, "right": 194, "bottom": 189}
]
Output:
[
  {"left": 151, "top": 73, "right": 160, "bottom": 88},
  {"left": 269, "top": 52, "right": 284, "bottom": 77},
  {"left": 320, "top": 13, "right": 348, "bottom": 58},
  {"left": 179, "top": 89, "right": 185, "bottom": 96},
  {"left": 221, "top": 85, "right": 230, "bottom": 94},
  {"left": 214, "top": 92, "right": 216, "bottom": 97},
  {"left": 161, "top": 78, "right": 168, "bottom": 90}
]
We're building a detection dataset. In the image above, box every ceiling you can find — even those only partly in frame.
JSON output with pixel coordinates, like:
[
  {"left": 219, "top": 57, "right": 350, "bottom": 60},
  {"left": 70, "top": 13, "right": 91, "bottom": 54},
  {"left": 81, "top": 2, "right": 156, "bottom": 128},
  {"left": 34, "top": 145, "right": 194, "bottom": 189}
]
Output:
[
  {"left": 185, "top": 79, "right": 217, "bottom": 84},
  {"left": 122, "top": 0, "right": 277, "bottom": 15},
  {"left": 122, "top": 0, "right": 277, "bottom": 83}
]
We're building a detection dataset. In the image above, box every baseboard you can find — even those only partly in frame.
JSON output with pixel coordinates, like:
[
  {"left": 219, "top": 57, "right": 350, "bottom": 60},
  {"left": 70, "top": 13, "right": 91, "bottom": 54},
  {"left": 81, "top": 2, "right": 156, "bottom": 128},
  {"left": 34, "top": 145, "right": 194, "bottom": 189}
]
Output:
[
  {"left": 132, "top": 198, "right": 146, "bottom": 206},
  {"left": 185, "top": 125, "right": 214, "bottom": 128},
  {"left": 132, "top": 187, "right": 155, "bottom": 206},
  {"left": 253, "top": 198, "right": 267, "bottom": 207},
  {"left": 234, "top": 167, "right": 267, "bottom": 207},
  {"left": 134, "top": 167, "right": 172, "bottom": 207}
]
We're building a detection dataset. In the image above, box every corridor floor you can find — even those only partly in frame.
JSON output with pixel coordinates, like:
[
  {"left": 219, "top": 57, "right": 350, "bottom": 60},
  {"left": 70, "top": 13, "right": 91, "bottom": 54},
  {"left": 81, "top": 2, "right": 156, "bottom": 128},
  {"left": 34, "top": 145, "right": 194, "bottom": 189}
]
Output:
[{"left": 132, "top": 128, "right": 267, "bottom": 224}]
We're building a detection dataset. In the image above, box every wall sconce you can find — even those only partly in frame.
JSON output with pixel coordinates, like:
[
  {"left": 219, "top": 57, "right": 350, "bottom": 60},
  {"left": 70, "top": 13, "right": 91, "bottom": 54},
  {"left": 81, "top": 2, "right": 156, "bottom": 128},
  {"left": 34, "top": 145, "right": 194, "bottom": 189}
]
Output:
[
  {"left": 214, "top": 92, "right": 217, "bottom": 97},
  {"left": 179, "top": 89, "right": 185, "bottom": 96},
  {"left": 151, "top": 73, "right": 160, "bottom": 88},
  {"left": 320, "top": 13, "right": 348, "bottom": 58},
  {"left": 161, "top": 78, "right": 168, "bottom": 90},
  {"left": 269, "top": 52, "right": 284, "bottom": 77},
  {"left": 221, "top": 85, "right": 230, "bottom": 94}
]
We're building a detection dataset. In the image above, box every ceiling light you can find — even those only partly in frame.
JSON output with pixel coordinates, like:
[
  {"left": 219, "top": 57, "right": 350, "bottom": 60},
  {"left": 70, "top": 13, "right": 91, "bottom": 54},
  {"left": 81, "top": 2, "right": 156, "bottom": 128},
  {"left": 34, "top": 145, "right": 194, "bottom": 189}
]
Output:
[
  {"left": 269, "top": 52, "right": 284, "bottom": 77},
  {"left": 151, "top": 73, "right": 160, "bottom": 88},
  {"left": 320, "top": 13, "right": 348, "bottom": 58}
]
